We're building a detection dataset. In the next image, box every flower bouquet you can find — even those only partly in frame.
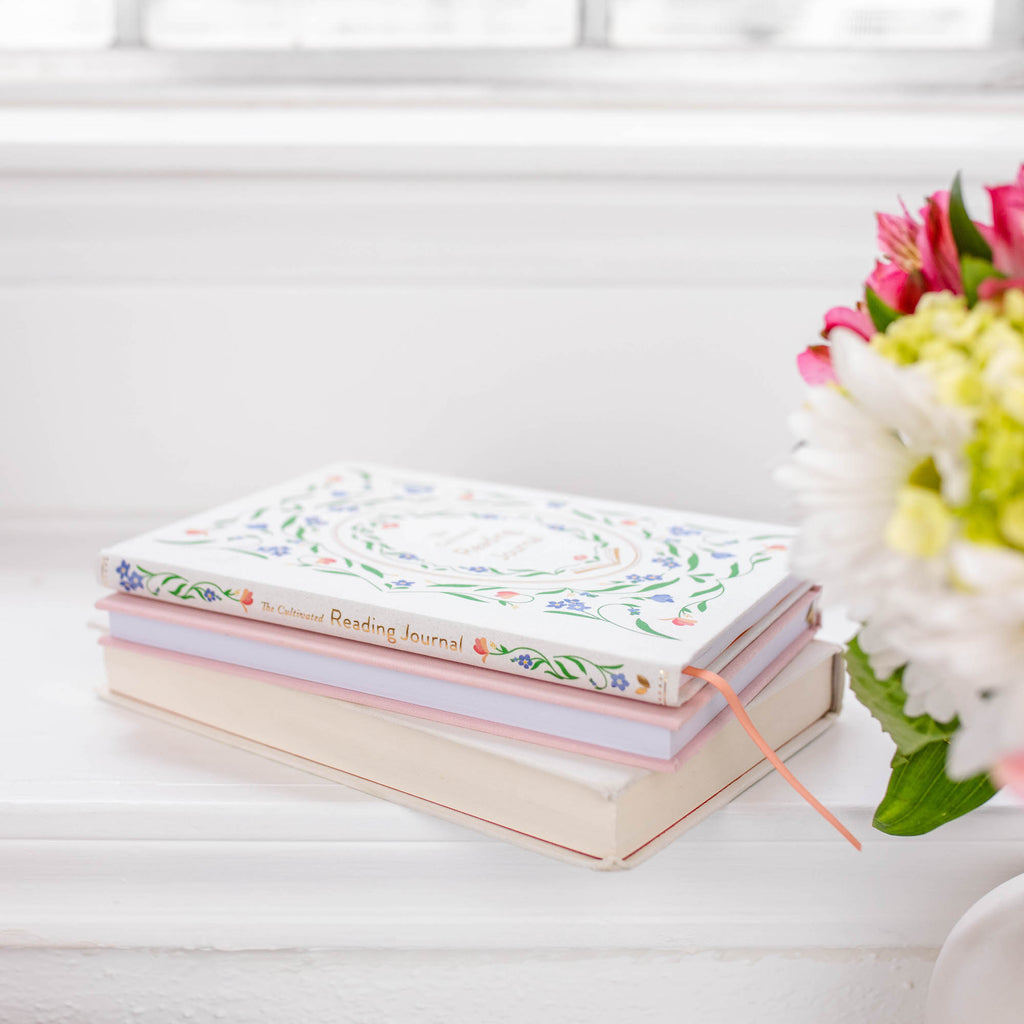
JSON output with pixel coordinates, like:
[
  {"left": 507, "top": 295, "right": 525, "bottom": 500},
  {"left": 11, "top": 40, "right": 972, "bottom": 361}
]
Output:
[{"left": 781, "top": 167, "right": 1024, "bottom": 835}]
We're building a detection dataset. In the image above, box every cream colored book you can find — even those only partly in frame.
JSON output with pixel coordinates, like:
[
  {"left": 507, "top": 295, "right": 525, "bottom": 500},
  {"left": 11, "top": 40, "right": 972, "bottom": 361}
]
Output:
[{"left": 100, "top": 639, "right": 843, "bottom": 869}]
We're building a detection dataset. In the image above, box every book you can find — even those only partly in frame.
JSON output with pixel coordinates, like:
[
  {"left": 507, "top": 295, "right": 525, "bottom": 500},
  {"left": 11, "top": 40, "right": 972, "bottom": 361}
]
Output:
[
  {"left": 98, "top": 584, "right": 820, "bottom": 770},
  {"left": 99, "top": 638, "right": 843, "bottom": 869},
  {"left": 97, "top": 463, "right": 800, "bottom": 706}
]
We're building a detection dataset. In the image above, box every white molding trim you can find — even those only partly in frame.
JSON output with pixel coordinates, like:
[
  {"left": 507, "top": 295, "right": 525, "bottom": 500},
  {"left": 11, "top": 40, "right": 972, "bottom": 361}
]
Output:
[{"left": 0, "top": 101, "right": 1020, "bottom": 287}]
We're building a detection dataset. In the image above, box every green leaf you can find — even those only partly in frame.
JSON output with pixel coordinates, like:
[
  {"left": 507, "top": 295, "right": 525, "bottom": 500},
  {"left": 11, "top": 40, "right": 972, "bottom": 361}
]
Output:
[
  {"left": 687, "top": 553, "right": 699, "bottom": 571},
  {"left": 845, "top": 636, "right": 955, "bottom": 756},
  {"left": 949, "top": 171, "right": 993, "bottom": 262},
  {"left": 873, "top": 742, "right": 998, "bottom": 836},
  {"left": 864, "top": 286, "right": 901, "bottom": 333},
  {"left": 634, "top": 618, "right": 671, "bottom": 638},
  {"left": 960, "top": 254, "right": 1005, "bottom": 306}
]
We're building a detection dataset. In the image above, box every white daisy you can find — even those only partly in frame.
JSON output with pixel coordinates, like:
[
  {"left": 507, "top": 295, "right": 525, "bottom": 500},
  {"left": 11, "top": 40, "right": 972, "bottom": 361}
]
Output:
[
  {"left": 778, "top": 332, "right": 968, "bottom": 623},
  {"left": 778, "top": 332, "right": 975, "bottom": 723}
]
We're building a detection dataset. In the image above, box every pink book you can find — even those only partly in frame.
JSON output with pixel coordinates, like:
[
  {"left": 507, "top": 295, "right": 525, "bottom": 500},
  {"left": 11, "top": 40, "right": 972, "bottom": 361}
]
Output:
[{"left": 98, "top": 586, "right": 819, "bottom": 772}]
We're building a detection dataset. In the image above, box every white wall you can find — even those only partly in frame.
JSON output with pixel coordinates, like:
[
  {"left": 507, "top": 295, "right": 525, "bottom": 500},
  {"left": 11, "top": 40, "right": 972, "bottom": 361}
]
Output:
[{"left": 1, "top": 104, "right": 1021, "bottom": 533}]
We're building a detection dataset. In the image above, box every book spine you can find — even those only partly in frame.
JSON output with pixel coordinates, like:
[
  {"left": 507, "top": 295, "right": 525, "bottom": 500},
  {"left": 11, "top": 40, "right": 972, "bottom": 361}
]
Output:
[{"left": 98, "top": 548, "right": 680, "bottom": 705}]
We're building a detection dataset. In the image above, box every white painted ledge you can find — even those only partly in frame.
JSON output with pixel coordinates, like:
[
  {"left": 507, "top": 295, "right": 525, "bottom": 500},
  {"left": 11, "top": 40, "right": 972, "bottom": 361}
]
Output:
[
  {"left": 0, "top": 100, "right": 1022, "bottom": 179},
  {"left": 2, "top": 531, "right": 1023, "bottom": 956}
]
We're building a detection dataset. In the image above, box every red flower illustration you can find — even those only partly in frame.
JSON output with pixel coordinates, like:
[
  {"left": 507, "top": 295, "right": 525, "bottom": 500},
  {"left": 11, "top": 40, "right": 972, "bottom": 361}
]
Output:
[
  {"left": 495, "top": 591, "right": 518, "bottom": 599},
  {"left": 185, "top": 529, "right": 207, "bottom": 536},
  {"left": 316, "top": 557, "right": 336, "bottom": 565},
  {"left": 473, "top": 637, "right": 490, "bottom": 662},
  {"left": 239, "top": 589, "right": 254, "bottom": 612}
]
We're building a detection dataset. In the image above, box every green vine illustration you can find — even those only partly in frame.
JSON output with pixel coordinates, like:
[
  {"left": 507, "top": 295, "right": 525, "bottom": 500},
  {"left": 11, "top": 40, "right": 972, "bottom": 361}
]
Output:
[
  {"left": 472, "top": 637, "right": 636, "bottom": 693},
  {"left": 115, "top": 559, "right": 253, "bottom": 611}
]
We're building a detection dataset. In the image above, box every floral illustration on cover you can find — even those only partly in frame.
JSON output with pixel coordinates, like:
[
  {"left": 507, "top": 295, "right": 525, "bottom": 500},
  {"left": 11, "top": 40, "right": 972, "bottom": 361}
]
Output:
[
  {"left": 473, "top": 636, "right": 644, "bottom": 694},
  {"left": 151, "top": 468, "right": 790, "bottom": 695},
  {"left": 115, "top": 558, "right": 254, "bottom": 611}
]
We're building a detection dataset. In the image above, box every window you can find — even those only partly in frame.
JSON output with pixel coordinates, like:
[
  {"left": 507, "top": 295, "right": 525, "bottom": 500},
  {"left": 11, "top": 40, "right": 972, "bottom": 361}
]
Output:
[{"left": 0, "top": 0, "right": 1012, "bottom": 52}]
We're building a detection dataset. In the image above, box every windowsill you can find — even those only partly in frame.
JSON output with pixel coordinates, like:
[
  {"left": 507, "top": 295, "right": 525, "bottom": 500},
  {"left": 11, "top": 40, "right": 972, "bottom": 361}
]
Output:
[{"left": 3, "top": 530, "right": 1023, "bottom": 953}]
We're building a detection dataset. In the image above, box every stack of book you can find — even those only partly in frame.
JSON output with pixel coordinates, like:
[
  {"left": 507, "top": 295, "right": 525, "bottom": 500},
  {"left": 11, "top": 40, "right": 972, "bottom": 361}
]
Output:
[{"left": 95, "top": 464, "right": 843, "bottom": 869}]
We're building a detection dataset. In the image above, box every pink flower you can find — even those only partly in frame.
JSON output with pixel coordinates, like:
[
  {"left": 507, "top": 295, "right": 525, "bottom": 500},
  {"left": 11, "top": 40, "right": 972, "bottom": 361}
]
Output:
[
  {"left": 876, "top": 192, "right": 960, "bottom": 301},
  {"left": 978, "top": 277, "right": 1024, "bottom": 302},
  {"left": 866, "top": 260, "right": 924, "bottom": 315},
  {"left": 495, "top": 591, "right": 518, "bottom": 599},
  {"left": 803, "top": 191, "right": 963, "bottom": 386},
  {"left": 796, "top": 344, "right": 838, "bottom": 386},
  {"left": 984, "top": 168, "right": 1024, "bottom": 279},
  {"left": 472, "top": 637, "right": 489, "bottom": 662},
  {"left": 670, "top": 616, "right": 696, "bottom": 626},
  {"left": 316, "top": 557, "right": 336, "bottom": 565},
  {"left": 822, "top": 305, "right": 874, "bottom": 341},
  {"left": 919, "top": 192, "right": 962, "bottom": 293}
]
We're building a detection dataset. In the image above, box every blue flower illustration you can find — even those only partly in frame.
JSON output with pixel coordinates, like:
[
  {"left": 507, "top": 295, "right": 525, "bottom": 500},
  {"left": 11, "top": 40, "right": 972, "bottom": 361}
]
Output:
[
  {"left": 258, "top": 545, "right": 290, "bottom": 557},
  {"left": 710, "top": 551, "right": 736, "bottom": 559},
  {"left": 546, "top": 523, "right": 568, "bottom": 531},
  {"left": 126, "top": 571, "right": 144, "bottom": 592},
  {"left": 626, "top": 574, "right": 644, "bottom": 582},
  {"left": 610, "top": 672, "right": 629, "bottom": 691},
  {"left": 304, "top": 516, "right": 327, "bottom": 527},
  {"left": 514, "top": 654, "right": 534, "bottom": 669},
  {"left": 670, "top": 526, "right": 701, "bottom": 537},
  {"left": 546, "top": 600, "right": 567, "bottom": 609},
  {"left": 397, "top": 552, "right": 418, "bottom": 560},
  {"left": 246, "top": 523, "right": 269, "bottom": 531},
  {"left": 563, "top": 599, "right": 590, "bottom": 612},
  {"left": 404, "top": 484, "right": 433, "bottom": 494},
  {"left": 391, "top": 579, "right": 414, "bottom": 588},
  {"left": 547, "top": 500, "right": 566, "bottom": 508},
  {"left": 116, "top": 560, "right": 131, "bottom": 580},
  {"left": 654, "top": 557, "right": 681, "bottom": 569},
  {"left": 330, "top": 490, "right": 348, "bottom": 498},
  {"left": 465, "top": 566, "right": 489, "bottom": 573},
  {"left": 650, "top": 593, "right": 674, "bottom": 603},
  {"left": 203, "top": 587, "right": 219, "bottom": 602},
  {"left": 476, "top": 512, "right": 500, "bottom": 520},
  {"left": 627, "top": 606, "right": 641, "bottom": 616}
]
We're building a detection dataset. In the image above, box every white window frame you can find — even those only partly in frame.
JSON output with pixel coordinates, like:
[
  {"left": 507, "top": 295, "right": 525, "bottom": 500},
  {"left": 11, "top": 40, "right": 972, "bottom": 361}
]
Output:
[{"left": 0, "top": 0, "right": 1021, "bottom": 104}]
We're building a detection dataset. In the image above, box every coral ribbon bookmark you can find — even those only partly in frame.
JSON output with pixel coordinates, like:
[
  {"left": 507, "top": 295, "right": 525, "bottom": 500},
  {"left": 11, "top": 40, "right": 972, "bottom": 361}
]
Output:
[{"left": 684, "top": 666, "right": 861, "bottom": 851}]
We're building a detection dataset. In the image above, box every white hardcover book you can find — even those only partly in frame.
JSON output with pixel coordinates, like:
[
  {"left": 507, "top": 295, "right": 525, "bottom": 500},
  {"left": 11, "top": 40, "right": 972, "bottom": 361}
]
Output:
[{"left": 98, "top": 463, "right": 799, "bottom": 705}]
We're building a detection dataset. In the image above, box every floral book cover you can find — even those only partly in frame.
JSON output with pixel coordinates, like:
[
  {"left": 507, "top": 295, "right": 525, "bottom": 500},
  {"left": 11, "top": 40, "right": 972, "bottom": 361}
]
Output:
[{"left": 97, "top": 464, "right": 797, "bottom": 706}]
